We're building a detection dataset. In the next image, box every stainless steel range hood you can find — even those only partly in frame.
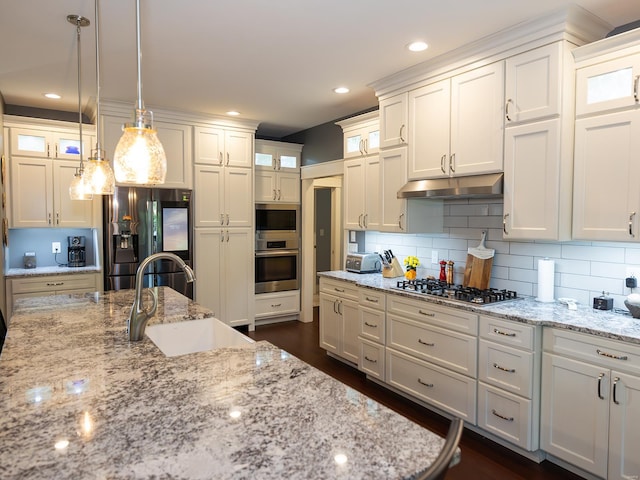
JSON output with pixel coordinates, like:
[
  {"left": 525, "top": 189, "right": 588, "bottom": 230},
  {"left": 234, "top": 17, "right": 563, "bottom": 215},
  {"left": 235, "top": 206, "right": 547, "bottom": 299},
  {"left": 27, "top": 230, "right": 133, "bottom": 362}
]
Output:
[{"left": 397, "top": 173, "right": 503, "bottom": 199}]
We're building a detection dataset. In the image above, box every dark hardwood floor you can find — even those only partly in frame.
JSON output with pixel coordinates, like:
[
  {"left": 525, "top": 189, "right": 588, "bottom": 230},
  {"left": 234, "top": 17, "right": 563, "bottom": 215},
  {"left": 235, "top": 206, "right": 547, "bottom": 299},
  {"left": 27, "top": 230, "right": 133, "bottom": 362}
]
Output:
[{"left": 245, "top": 309, "right": 581, "bottom": 480}]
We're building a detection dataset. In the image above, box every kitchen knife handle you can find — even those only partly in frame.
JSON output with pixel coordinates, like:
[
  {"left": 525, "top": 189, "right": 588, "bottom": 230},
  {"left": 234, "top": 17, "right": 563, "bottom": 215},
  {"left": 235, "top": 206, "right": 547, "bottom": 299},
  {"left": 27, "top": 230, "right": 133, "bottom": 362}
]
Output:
[
  {"left": 449, "top": 153, "right": 455, "bottom": 173},
  {"left": 440, "top": 155, "right": 446, "bottom": 174},
  {"left": 399, "top": 124, "right": 405, "bottom": 143},
  {"left": 503, "top": 213, "right": 509, "bottom": 235},
  {"left": 629, "top": 212, "right": 636, "bottom": 237},
  {"left": 597, "top": 373, "right": 605, "bottom": 400},
  {"left": 505, "top": 98, "right": 513, "bottom": 122},
  {"left": 634, "top": 75, "right": 640, "bottom": 102}
]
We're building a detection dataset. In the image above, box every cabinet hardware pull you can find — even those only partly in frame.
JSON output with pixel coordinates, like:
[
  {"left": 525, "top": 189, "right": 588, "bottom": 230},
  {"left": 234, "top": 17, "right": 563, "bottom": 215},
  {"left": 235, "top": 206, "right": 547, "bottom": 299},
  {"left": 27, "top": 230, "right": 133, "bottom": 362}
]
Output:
[
  {"left": 276, "top": 158, "right": 281, "bottom": 170},
  {"left": 271, "top": 303, "right": 282, "bottom": 308},
  {"left": 56, "top": 212, "right": 60, "bottom": 225},
  {"left": 505, "top": 98, "right": 513, "bottom": 122},
  {"left": 503, "top": 213, "right": 509, "bottom": 235},
  {"left": 277, "top": 189, "right": 281, "bottom": 200},
  {"left": 398, "top": 213, "right": 405, "bottom": 231},
  {"left": 613, "top": 377, "right": 620, "bottom": 405},
  {"left": 365, "top": 297, "right": 378, "bottom": 303},
  {"left": 364, "top": 356, "right": 377, "bottom": 363},
  {"left": 596, "top": 349, "right": 628, "bottom": 361},
  {"left": 358, "top": 213, "right": 363, "bottom": 228},
  {"left": 635, "top": 75, "right": 640, "bottom": 102},
  {"left": 418, "top": 338, "right": 435, "bottom": 347},
  {"left": 418, "top": 309, "right": 435, "bottom": 317},
  {"left": 47, "top": 143, "right": 51, "bottom": 157},
  {"left": 492, "top": 409, "right": 514, "bottom": 422},
  {"left": 333, "top": 299, "right": 338, "bottom": 314},
  {"left": 630, "top": 212, "right": 636, "bottom": 238},
  {"left": 337, "top": 299, "right": 342, "bottom": 315},
  {"left": 48, "top": 213, "right": 52, "bottom": 225},
  {"left": 364, "top": 139, "right": 369, "bottom": 154},
  {"left": 46, "top": 282, "right": 64, "bottom": 286},
  {"left": 273, "top": 189, "right": 277, "bottom": 200},
  {"left": 364, "top": 321, "right": 377, "bottom": 328},
  {"left": 226, "top": 214, "right": 230, "bottom": 226},
  {"left": 597, "top": 373, "right": 605, "bottom": 399},
  {"left": 418, "top": 378, "right": 434, "bottom": 388},
  {"left": 399, "top": 124, "right": 405, "bottom": 143},
  {"left": 220, "top": 214, "right": 224, "bottom": 225},
  {"left": 359, "top": 139, "right": 365, "bottom": 156},
  {"left": 449, "top": 153, "right": 455, "bottom": 173},
  {"left": 226, "top": 152, "right": 230, "bottom": 166},
  {"left": 363, "top": 213, "right": 368, "bottom": 228},
  {"left": 493, "top": 328, "right": 516, "bottom": 337},
  {"left": 440, "top": 154, "right": 446, "bottom": 174},
  {"left": 226, "top": 231, "right": 230, "bottom": 242},
  {"left": 493, "top": 363, "right": 516, "bottom": 373},
  {"left": 334, "top": 288, "right": 344, "bottom": 293},
  {"left": 219, "top": 152, "right": 223, "bottom": 165}
]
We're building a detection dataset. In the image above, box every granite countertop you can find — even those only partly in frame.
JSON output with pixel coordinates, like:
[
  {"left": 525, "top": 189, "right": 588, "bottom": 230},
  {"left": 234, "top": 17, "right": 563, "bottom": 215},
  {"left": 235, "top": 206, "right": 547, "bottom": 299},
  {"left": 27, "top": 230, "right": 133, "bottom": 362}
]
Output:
[
  {"left": 319, "top": 271, "right": 640, "bottom": 345},
  {"left": 5, "top": 265, "right": 101, "bottom": 278},
  {"left": 0, "top": 287, "right": 452, "bottom": 479}
]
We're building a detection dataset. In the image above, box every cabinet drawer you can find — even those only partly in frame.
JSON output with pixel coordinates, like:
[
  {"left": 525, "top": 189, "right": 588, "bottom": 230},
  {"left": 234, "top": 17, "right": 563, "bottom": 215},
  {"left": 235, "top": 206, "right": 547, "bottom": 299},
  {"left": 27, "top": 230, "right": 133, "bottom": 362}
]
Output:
[
  {"left": 386, "top": 347, "right": 477, "bottom": 424},
  {"left": 359, "top": 338, "right": 385, "bottom": 380},
  {"left": 478, "top": 382, "right": 536, "bottom": 451},
  {"left": 360, "top": 305, "right": 385, "bottom": 344},
  {"left": 387, "top": 294, "right": 478, "bottom": 335},
  {"left": 359, "top": 289, "right": 385, "bottom": 310},
  {"left": 11, "top": 274, "right": 98, "bottom": 294},
  {"left": 480, "top": 315, "right": 535, "bottom": 350},
  {"left": 255, "top": 291, "right": 300, "bottom": 318},
  {"left": 543, "top": 328, "right": 640, "bottom": 376},
  {"left": 478, "top": 339, "right": 534, "bottom": 398},
  {"left": 387, "top": 314, "right": 477, "bottom": 377},
  {"left": 319, "top": 278, "right": 359, "bottom": 301}
]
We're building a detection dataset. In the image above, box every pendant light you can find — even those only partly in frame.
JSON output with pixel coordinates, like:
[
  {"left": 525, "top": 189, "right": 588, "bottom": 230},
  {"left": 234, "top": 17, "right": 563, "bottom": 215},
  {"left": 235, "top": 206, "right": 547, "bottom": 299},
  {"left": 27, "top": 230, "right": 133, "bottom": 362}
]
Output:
[
  {"left": 68, "top": 14, "right": 93, "bottom": 201},
  {"left": 113, "top": 0, "right": 166, "bottom": 185},
  {"left": 83, "top": 0, "right": 115, "bottom": 195}
]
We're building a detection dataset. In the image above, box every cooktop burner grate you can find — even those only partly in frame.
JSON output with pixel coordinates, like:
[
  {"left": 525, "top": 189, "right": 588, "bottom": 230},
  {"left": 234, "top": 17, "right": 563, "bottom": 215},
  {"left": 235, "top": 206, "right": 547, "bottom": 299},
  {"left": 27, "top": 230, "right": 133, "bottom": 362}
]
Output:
[{"left": 394, "top": 279, "right": 518, "bottom": 305}]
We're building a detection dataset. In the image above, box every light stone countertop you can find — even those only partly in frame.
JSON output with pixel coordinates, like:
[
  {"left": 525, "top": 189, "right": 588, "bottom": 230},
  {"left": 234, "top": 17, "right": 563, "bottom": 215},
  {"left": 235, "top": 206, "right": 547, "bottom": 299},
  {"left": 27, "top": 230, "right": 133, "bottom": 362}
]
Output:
[
  {"left": 0, "top": 287, "right": 453, "bottom": 479},
  {"left": 5, "top": 265, "right": 101, "bottom": 278},
  {"left": 319, "top": 271, "right": 640, "bottom": 345}
]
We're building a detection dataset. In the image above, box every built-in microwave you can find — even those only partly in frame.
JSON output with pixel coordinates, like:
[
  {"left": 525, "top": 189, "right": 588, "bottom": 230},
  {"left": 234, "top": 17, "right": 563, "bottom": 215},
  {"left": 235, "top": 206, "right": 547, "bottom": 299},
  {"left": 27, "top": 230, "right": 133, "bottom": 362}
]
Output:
[{"left": 255, "top": 203, "right": 299, "bottom": 232}]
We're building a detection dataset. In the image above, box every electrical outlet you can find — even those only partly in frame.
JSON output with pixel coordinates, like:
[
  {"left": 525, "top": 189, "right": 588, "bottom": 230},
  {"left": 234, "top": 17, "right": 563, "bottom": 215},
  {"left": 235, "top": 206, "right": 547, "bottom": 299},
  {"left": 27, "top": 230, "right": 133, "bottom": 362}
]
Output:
[
  {"left": 52, "top": 242, "right": 61, "bottom": 254},
  {"left": 431, "top": 250, "right": 438, "bottom": 264},
  {"left": 626, "top": 267, "right": 637, "bottom": 280}
]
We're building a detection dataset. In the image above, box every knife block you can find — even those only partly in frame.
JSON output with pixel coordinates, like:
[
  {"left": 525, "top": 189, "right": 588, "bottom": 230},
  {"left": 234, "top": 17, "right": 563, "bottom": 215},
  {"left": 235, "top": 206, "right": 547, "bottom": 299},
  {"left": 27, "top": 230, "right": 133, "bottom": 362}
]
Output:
[{"left": 383, "top": 258, "right": 404, "bottom": 278}]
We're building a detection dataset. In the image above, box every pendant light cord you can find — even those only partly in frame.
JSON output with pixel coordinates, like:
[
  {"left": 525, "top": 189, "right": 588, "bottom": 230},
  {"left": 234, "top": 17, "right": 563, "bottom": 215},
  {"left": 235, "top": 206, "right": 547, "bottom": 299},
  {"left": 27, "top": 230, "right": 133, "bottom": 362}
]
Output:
[
  {"left": 95, "top": 0, "right": 102, "bottom": 153},
  {"left": 75, "top": 19, "right": 84, "bottom": 171},
  {"left": 136, "top": 0, "right": 144, "bottom": 112}
]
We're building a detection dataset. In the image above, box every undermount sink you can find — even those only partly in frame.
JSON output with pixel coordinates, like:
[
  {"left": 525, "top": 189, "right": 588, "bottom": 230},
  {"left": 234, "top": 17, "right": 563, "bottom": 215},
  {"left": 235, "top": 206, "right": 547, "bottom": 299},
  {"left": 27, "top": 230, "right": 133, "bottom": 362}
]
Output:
[{"left": 145, "top": 317, "right": 255, "bottom": 357}]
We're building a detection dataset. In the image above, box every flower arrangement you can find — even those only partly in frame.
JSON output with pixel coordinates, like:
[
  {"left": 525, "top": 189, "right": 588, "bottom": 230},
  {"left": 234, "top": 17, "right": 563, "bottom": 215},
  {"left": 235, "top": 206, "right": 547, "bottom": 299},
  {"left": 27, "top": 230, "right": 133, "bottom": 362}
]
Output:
[{"left": 403, "top": 256, "right": 420, "bottom": 280}]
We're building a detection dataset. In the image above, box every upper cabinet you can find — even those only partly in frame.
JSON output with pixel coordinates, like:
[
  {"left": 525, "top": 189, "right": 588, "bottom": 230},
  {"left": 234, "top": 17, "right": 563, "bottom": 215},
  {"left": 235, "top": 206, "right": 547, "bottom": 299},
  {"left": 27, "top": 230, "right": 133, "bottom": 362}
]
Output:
[
  {"left": 379, "top": 93, "right": 408, "bottom": 149},
  {"left": 194, "top": 126, "right": 253, "bottom": 169},
  {"left": 254, "top": 140, "right": 302, "bottom": 204},
  {"left": 254, "top": 139, "right": 301, "bottom": 172},
  {"left": 9, "top": 127, "right": 93, "bottom": 160},
  {"left": 339, "top": 112, "right": 380, "bottom": 159},
  {"left": 408, "top": 62, "right": 505, "bottom": 180}
]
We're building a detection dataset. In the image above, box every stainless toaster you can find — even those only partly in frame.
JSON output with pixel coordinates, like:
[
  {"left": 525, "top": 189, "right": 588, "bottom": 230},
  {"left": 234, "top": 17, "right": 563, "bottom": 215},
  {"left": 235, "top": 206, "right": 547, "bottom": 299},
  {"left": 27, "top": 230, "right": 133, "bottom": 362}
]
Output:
[{"left": 345, "top": 253, "right": 381, "bottom": 273}]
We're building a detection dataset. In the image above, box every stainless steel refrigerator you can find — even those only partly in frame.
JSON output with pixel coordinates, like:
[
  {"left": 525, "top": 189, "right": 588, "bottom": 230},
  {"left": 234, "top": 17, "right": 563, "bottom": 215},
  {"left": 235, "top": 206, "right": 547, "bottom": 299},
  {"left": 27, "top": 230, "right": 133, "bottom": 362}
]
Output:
[{"left": 103, "top": 187, "right": 193, "bottom": 298}]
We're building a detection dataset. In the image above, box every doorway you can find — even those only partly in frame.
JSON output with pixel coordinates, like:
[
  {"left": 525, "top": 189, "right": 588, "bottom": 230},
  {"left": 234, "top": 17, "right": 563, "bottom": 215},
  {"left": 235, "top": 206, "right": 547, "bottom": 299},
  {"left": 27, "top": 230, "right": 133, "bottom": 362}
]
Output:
[{"left": 314, "top": 188, "right": 333, "bottom": 305}]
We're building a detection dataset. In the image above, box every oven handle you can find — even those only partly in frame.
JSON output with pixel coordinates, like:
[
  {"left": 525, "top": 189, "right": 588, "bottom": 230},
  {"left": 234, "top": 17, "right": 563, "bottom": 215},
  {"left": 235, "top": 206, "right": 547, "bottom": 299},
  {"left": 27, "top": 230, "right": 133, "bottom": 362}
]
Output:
[{"left": 255, "top": 249, "right": 300, "bottom": 258}]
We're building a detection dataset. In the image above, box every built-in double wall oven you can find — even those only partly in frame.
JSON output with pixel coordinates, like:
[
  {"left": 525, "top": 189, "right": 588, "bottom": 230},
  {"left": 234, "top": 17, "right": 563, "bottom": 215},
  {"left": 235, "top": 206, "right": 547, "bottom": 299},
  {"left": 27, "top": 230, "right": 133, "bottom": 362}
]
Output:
[{"left": 255, "top": 203, "right": 300, "bottom": 294}]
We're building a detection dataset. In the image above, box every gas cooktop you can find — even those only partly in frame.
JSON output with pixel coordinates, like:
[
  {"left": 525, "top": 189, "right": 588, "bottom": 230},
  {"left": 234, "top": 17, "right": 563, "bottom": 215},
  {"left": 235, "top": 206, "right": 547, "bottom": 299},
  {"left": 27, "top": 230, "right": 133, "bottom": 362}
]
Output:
[{"left": 393, "top": 279, "right": 519, "bottom": 305}]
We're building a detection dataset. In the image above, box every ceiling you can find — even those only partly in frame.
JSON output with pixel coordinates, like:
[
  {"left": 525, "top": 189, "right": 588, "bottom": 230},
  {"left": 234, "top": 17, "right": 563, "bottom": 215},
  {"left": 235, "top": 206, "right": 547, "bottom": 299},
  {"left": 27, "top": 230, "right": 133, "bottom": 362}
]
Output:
[{"left": 2, "top": 1, "right": 640, "bottom": 139}]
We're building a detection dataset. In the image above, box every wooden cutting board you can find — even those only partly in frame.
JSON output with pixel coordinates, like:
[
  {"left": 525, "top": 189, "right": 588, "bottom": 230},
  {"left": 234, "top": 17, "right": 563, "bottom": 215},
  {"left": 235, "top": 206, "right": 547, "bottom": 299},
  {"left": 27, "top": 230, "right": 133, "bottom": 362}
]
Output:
[{"left": 463, "top": 231, "right": 494, "bottom": 290}]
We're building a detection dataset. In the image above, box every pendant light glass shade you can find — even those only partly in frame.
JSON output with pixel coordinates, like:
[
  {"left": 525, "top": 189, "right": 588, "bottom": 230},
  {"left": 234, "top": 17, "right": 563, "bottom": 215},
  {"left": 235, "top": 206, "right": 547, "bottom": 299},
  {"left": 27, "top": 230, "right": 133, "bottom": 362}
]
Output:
[
  {"left": 113, "top": 0, "right": 166, "bottom": 185},
  {"left": 69, "top": 168, "right": 93, "bottom": 200}
]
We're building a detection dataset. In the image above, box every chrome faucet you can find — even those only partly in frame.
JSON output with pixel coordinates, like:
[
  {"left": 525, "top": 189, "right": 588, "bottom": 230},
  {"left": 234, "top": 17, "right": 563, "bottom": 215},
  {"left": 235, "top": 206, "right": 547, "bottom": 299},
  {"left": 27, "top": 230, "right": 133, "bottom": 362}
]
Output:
[{"left": 128, "top": 252, "right": 196, "bottom": 341}]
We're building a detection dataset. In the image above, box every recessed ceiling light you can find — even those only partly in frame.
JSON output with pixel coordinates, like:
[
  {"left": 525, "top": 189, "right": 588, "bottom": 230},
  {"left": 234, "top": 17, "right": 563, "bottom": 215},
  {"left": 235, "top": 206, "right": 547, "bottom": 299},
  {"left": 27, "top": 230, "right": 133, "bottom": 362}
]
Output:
[
  {"left": 44, "top": 93, "right": 61, "bottom": 99},
  {"left": 226, "top": 110, "right": 240, "bottom": 116},
  {"left": 407, "top": 41, "right": 428, "bottom": 52},
  {"left": 333, "top": 87, "right": 349, "bottom": 94}
]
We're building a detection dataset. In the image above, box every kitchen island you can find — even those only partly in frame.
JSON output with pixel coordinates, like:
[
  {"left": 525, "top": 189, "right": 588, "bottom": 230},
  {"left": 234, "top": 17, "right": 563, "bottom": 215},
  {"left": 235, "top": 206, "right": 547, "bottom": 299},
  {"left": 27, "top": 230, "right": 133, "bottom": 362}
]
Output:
[{"left": 0, "top": 287, "right": 454, "bottom": 479}]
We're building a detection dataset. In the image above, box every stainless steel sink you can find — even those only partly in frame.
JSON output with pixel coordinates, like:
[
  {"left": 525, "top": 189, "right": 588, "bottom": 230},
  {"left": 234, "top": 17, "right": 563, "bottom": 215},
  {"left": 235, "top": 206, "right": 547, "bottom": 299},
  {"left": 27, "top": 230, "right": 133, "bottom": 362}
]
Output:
[{"left": 145, "top": 318, "right": 254, "bottom": 357}]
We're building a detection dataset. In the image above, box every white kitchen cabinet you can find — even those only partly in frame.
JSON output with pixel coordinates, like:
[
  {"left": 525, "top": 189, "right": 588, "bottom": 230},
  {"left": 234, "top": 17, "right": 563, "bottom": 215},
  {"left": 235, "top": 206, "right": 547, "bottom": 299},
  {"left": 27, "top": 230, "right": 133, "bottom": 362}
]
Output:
[
  {"left": 6, "top": 272, "right": 102, "bottom": 320},
  {"left": 343, "top": 156, "right": 380, "bottom": 231},
  {"left": 254, "top": 290, "right": 300, "bottom": 323},
  {"left": 193, "top": 127, "right": 252, "bottom": 168},
  {"left": 319, "top": 278, "right": 360, "bottom": 364},
  {"left": 254, "top": 139, "right": 301, "bottom": 172},
  {"left": 9, "top": 126, "right": 92, "bottom": 160},
  {"left": 358, "top": 288, "right": 386, "bottom": 380},
  {"left": 194, "top": 228, "right": 254, "bottom": 329},
  {"left": 255, "top": 170, "right": 300, "bottom": 203},
  {"left": 337, "top": 112, "right": 380, "bottom": 159},
  {"left": 572, "top": 110, "right": 640, "bottom": 241},
  {"left": 379, "top": 92, "right": 408, "bottom": 149},
  {"left": 194, "top": 164, "right": 252, "bottom": 228},
  {"left": 408, "top": 62, "right": 504, "bottom": 180},
  {"left": 541, "top": 328, "right": 640, "bottom": 479}
]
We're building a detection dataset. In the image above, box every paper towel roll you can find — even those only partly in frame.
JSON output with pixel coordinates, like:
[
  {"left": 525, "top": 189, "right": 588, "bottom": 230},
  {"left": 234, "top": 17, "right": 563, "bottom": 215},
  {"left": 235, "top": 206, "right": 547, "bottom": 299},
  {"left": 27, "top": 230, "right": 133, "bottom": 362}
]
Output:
[{"left": 536, "top": 258, "right": 555, "bottom": 303}]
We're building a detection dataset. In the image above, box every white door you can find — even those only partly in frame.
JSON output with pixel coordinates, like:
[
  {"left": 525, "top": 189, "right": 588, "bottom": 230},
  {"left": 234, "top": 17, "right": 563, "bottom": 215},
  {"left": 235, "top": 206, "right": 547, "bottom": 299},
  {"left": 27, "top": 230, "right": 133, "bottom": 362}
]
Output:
[
  {"left": 193, "top": 228, "right": 222, "bottom": 318},
  {"left": 363, "top": 156, "right": 380, "bottom": 231},
  {"left": 225, "top": 167, "right": 252, "bottom": 227},
  {"left": 155, "top": 121, "right": 192, "bottom": 189},
  {"left": 225, "top": 130, "right": 253, "bottom": 168},
  {"left": 222, "top": 228, "right": 252, "bottom": 327},
  {"left": 380, "top": 93, "right": 408, "bottom": 148},
  {"left": 379, "top": 147, "right": 407, "bottom": 232},
  {"left": 53, "top": 160, "right": 94, "bottom": 228},
  {"left": 277, "top": 172, "right": 301, "bottom": 203},
  {"left": 194, "top": 165, "right": 224, "bottom": 227},
  {"left": 255, "top": 170, "right": 277, "bottom": 202},
  {"left": 319, "top": 293, "right": 340, "bottom": 354},
  {"left": 343, "top": 159, "right": 365, "bottom": 230},
  {"left": 194, "top": 126, "right": 225, "bottom": 165},
  {"left": 341, "top": 298, "right": 360, "bottom": 364},
  {"left": 10, "top": 157, "right": 52, "bottom": 228},
  {"left": 608, "top": 371, "right": 640, "bottom": 480}
]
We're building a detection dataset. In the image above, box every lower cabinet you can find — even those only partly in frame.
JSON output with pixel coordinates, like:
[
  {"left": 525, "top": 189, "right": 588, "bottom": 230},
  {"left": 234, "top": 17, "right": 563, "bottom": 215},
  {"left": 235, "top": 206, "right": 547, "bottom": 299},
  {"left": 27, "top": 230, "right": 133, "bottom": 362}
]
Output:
[
  {"left": 7, "top": 272, "right": 102, "bottom": 321},
  {"left": 194, "top": 228, "right": 254, "bottom": 329},
  {"left": 541, "top": 328, "right": 640, "bottom": 479},
  {"left": 255, "top": 290, "right": 300, "bottom": 324},
  {"left": 319, "top": 278, "right": 359, "bottom": 364},
  {"left": 358, "top": 288, "right": 386, "bottom": 380}
]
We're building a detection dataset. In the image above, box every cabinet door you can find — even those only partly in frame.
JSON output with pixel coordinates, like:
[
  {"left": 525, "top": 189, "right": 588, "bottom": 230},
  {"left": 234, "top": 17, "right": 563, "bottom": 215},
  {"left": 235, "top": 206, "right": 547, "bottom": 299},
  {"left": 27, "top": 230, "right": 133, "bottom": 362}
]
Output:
[
  {"left": 10, "top": 128, "right": 51, "bottom": 158},
  {"left": 53, "top": 160, "right": 94, "bottom": 228},
  {"left": 450, "top": 61, "right": 505, "bottom": 176},
  {"left": 576, "top": 53, "right": 640, "bottom": 116},
  {"left": 54, "top": 131, "right": 92, "bottom": 161},
  {"left": 194, "top": 229, "right": 222, "bottom": 317},
  {"left": 363, "top": 156, "right": 380, "bottom": 230},
  {"left": 194, "top": 165, "right": 224, "bottom": 227},
  {"left": 225, "top": 130, "right": 252, "bottom": 168},
  {"left": 341, "top": 298, "right": 360, "bottom": 364},
  {"left": 608, "top": 371, "right": 640, "bottom": 480},
  {"left": 277, "top": 172, "right": 301, "bottom": 203},
  {"left": 276, "top": 147, "right": 301, "bottom": 172},
  {"left": 155, "top": 121, "right": 192, "bottom": 189},
  {"left": 255, "top": 170, "right": 277, "bottom": 202},
  {"left": 573, "top": 111, "right": 640, "bottom": 241},
  {"left": 319, "top": 293, "right": 340, "bottom": 354},
  {"left": 379, "top": 147, "right": 407, "bottom": 232},
  {"left": 225, "top": 167, "right": 252, "bottom": 227},
  {"left": 380, "top": 93, "right": 408, "bottom": 148},
  {"left": 505, "top": 43, "right": 561, "bottom": 124},
  {"left": 503, "top": 119, "right": 562, "bottom": 240},
  {"left": 541, "top": 353, "right": 609, "bottom": 478},
  {"left": 408, "top": 79, "right": 451, "bottom": 179},
  {"left": 194, "top": 126, "right": 225, "bottom": 165},
  {"left": 9, "top": 157, "right": 53, "bottom": 228},
  {"left": 222, "top": 228, "right": 253, "bottom": 327},
  {"left": 343, "top": 159, "right": 365, "bottom": 230}
]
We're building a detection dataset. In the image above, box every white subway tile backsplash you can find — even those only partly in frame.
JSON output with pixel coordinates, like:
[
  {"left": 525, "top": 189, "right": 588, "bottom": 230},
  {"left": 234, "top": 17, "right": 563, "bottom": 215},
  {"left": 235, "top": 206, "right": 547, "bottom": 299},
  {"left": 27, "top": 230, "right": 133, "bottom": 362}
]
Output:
[
  {"left": 509, "top": 242, "right": 562, "bottom": 258},
  {"left": 443, "top": 216, "right": 468, "bottom": 228},
  {"left": 562, "top": 244, "right": 625, "bottom": 263},
  {"left": 509, "top": 267, "right": 538, "bottom": 283},
  {"left": 468, "top": 215, "right": 503, "bottom": 229},
  {"left": 433, "top": 237, "right": 468, "bottom": 250},
  {"left": 493, "top": 253, "right": 534, "bottom": 269},
  {"left": 553, "top": 258, "right": 590, "bottom": 275},
  {"left": 449, "top": 204, "right": 490, "bottom": 217}
]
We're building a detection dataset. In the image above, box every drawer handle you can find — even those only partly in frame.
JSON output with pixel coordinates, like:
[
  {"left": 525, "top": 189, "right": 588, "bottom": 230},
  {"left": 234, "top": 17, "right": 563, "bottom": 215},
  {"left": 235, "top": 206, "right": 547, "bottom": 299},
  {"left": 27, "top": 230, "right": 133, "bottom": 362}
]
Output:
[
  {"left": 613, "top": 377, "right": 620, "bottom": 405},
  {"left": 418, "top": 378, "right": 434, "bottom": 388},
  {"left": 597, "top": 373, "right": 605, "bottom": 400},
  {"left": 365, "top": 296, "right": 379, "bottom": 303},
  {"left": 418, "top": 338, "right": 435, "bottom": 347},
  {"left": 596, "top": 349, "right": 628, "bottom": 361},
  {"left": 492, "top": 409, "right": 514, "bottom": 422},
  {"left": 364, "top": 321, "right": 378, "bottom": 328},
  {"left": 364, "top": 356, "right": 377, "bottom": 364},
  {"left": 46, "top": 282, "right": 64, "bottom": 286},
  {"left": 493, "top": 328, "right": 516, "bottom": 337},
  {"left": 493, "top": 363, "right": 516, "bottom": 373},
  {"left": 271, "top": 303, "right": 282, "bottom": 308},
  {"left": 418, "top": 310, "right": 435, "bottom": 317},
  {"left": 334, "top": 287, "right": 345, "bottom": 293}
]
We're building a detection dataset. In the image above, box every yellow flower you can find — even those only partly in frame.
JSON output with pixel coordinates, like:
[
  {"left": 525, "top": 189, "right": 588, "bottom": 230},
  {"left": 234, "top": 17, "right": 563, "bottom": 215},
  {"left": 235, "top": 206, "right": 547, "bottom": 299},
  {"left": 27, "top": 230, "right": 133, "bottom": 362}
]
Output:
[{"left": 403, "top": 255, "right": 420, "bottom": 269}]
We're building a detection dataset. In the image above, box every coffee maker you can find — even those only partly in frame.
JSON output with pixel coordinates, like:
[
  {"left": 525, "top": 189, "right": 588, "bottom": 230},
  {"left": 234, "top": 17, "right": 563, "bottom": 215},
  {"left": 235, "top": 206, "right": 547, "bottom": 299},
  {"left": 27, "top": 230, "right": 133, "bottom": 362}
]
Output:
[{"left": 68, "top": 236, "right": 86, "bottom": 267}]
